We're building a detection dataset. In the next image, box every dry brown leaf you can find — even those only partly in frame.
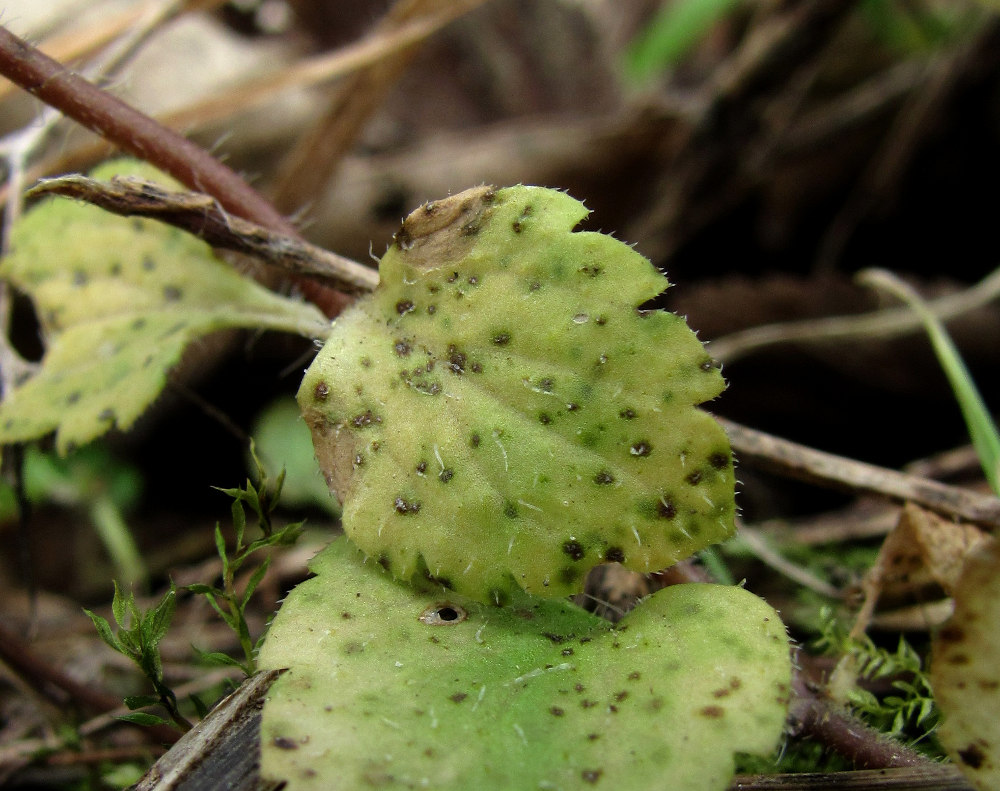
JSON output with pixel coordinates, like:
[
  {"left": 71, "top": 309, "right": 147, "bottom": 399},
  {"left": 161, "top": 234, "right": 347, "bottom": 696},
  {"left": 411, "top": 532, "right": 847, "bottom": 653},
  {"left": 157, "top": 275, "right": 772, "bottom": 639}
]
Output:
[
  {"left": 851, "top": 503, "right": 989, "bottom": 637},
  {"left": 932, "top": 538, "right": 1000, "bottom": 791}
]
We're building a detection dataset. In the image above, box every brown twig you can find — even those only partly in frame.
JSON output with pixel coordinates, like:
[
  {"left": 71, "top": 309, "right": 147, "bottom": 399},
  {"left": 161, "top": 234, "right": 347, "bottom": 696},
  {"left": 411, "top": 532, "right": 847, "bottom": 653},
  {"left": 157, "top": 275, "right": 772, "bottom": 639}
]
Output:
[
  {"left": 28, "top": 174, "right": 379, "bottom": 294},
  {"left": 721, "top": 417, "right": 1000, "bottom": 530},
  {"left": 0, "top": 24, "right": 292, "bottom": 238}
]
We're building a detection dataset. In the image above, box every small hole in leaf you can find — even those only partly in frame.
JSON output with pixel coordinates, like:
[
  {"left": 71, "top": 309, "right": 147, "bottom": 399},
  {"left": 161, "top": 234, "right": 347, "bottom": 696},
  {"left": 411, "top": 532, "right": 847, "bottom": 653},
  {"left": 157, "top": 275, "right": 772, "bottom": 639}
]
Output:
[{"left": 420, "top": 603, "right": 467, "bottom": 625}]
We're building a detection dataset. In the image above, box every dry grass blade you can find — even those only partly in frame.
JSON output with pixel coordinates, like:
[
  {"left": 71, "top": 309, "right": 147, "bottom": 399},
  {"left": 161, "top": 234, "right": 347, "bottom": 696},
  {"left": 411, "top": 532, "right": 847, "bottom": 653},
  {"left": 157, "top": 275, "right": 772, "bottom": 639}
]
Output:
[{"left": 720, "top": 417, "right": 1000, "bottom": 530}]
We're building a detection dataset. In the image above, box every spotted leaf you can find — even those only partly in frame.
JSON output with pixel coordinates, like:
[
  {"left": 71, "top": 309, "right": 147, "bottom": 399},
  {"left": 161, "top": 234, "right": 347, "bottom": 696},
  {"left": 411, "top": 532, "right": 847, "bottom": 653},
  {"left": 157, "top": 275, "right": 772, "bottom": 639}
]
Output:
[
  {"left": 299, "top": 185, "right": 734, "bottom": 602},
  {"left": 259, "top": 537, "right": 790, "bottom": 791},
  {"left": 0, "top": 160, "right": 328, "bottom": 453}
]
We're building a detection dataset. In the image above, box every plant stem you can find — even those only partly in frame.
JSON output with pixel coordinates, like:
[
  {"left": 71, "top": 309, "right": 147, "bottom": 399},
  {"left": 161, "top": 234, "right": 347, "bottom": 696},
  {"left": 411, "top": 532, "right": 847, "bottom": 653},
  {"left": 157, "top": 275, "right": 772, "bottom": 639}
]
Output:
[{"left": 0, "top": 25, "right": 292, "bottom": 236}]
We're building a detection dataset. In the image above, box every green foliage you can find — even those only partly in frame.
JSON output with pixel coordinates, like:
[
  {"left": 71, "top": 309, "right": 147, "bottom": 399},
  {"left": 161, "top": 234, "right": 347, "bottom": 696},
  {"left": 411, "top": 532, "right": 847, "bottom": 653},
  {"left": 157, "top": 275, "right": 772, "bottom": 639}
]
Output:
[
  {"left": 84, "top": 582, "right": 190, "bottom": 732},
  {"left": 299, "top": 185, "right": 734, "bottom": 604},
  {"left": 258, "top": 537, "right": 791, "bottom": 791},
  {"left": 0, "top": 444, "right": 146, "bottom": 587},
  {"left": 814, "top": 607, "right": 939, "bottom": 744},
  {"left": 860, "top": 269, "right": 1000, "bottom": 496},
  {"left": 623, "top": 0, "right": 740, "bottom": 82},
  {"left": 188, "top": 443, "right": 304, "bottom": 675},
  {"left": 0, "top": 159, "right": 328, "bottom": 454},
  {"left": 250, "top": 397, "right": 341, "bottom": 516}
]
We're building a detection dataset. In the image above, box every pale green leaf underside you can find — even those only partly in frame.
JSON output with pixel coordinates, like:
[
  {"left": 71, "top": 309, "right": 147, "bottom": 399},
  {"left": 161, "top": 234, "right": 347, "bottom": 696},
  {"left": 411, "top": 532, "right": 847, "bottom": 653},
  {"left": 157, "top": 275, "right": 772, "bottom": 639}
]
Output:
[
  {"left": 299, "top": 186, "right": 734, "bottom": 602},
  {"left": 259, "top": 538, "right": 790, "bottom": 791},
  {"left": 0, "top": 160, "right": 328, "bottom": 453},
  {"left": 932, "top": 539, "right": 1000, "bottom": 791}
]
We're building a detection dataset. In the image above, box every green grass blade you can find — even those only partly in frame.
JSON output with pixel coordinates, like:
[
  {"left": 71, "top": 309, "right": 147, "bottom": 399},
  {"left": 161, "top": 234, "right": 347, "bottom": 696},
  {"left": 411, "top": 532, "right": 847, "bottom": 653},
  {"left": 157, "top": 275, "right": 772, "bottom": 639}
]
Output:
[{"left": 859, "top": 269, "right": 1000, "bottom": 495}]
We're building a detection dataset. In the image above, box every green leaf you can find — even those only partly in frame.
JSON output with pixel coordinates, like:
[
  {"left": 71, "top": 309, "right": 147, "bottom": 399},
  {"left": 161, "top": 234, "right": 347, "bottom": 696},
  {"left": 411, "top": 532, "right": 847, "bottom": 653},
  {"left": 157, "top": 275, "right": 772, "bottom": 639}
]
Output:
[
  {"left": 83, "top": 608, "right": 122, "bottom": 654},
  {"left": 860, "top": 269, "right": 1000, "bottom": 495},
  {"left": 0, "top": 159, "right": 328, "bottom": 454},
  {"left": 144, "top": 585, "right": 177, "bottom": 646},
  {"left": 623, "top": 0, "right": 740, "bottom": 81},
  {"left": 117, "top": 711, "right": 173, "bottom": 727},
  {"left": 214, "top": 523, "right": 229, "bottom": 580},
  {"left": 123, "top": 694, "right": 162, "bottom": 710},
  {"left": 299, "top": 186, "right": 735, "bottom": 603},
  {"left": 193, "top": 646, "right": 246, "bottom": 669},
  {"left": 241, "top": 557, "right": 271, "bottom": 609},
  {"left": 111, "top": 580, "right": 127, "bottom": 628},
  {"left": 259, "top": 538, "right": 790, "bottom": 791},
  {"left": 250, "top": 398, "right": 341, "bottom": 516}
]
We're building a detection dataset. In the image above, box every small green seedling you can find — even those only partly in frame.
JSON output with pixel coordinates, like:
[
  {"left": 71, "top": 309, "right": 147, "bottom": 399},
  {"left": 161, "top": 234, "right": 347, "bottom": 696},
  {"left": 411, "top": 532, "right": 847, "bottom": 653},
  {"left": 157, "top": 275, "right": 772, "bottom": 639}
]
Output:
[{"left": 299, "top": 186, "right": 735, "bottom": 604}]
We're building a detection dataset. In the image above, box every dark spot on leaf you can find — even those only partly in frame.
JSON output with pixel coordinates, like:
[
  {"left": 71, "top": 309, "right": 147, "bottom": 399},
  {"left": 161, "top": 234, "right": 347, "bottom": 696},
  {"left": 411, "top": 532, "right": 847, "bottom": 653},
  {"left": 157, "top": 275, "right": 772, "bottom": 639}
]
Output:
[
  {"left": 713, "top": 688, "right": 731, "bottom": 698},
  {"left": 343, "top": 641, "right": 364, "bottom": 654},
  {"left": 958, "top": 744, "right": 985, "bottom": 769},
  {"left": 581, "top": 769, "right": 603, "bottom": 784},
  {"left": 563, "top": 541, "right": 585, "bottom": 560},
  {"left": 447, "top": 345, "right": 466, "bottom": 374},
  {"left": 396, "top": 299, "right": 415, "bottom": 315},
  {"left": 539, "top": 377, "right": 554, "bottom": 392},
  {"left": 66, "top": 391, "right": 81, "bottom": 405},
  {"left": 614, "top": 691, "right": 628, "bottom": 702},
  {"left": 468, "top": 276, "right": 478, "bottom": 285},
  {"left": 539, "top": 413, "right": 552, "bottom": 425},
  {"left": 937, "top": 625, "right": 965, "bottom": 643},
  {"left": 142, "top": 256, "right": 156, "bottom": 270},
  {"left": 360, "top": 357, "right": 372, "bottom": 368},
  {"left": 543, "top": 632, "right": 569, "bottom": 644},
  {"left": 504, "top": 503, "right": 519, "bottom": 519},
  {"left": 700, "top": 705, "right": 724, "bottom": 718},
  {"left": 314, "top": 381, "right": 330, "bottom": 401},
  {"left": 630, "top": 441, "right": 651, "bottom": 457},
  {"left": 439, "top": 468, "right": 454, "bottom": 483},
  {"left": 948, "top": 653, "right": 970, "bottom": 665},
  {"left": 470, "top": 433, "right": 481, "bottom": 448},
  {"left": 378, "top": 554, "right": 391, "bottom": 571},
  {"left": 566, "top": 402, "right": 579, "bottom": 412},
  {"left": 341, "top": 612, "right": 352, "bottom": 619},
  {"left": 447, "top": 272, "right": 458, "bottom": 283},
  {"left": 72, "top": 270, "right": 87, "bottom": 286},
  {"left": 529, "top": 281, "right": 541, "bottom": 291},
  {"left": 273, "top": 736, "right": 298, "bottom": 750},
  {"left": 606, "top": 547, "right": 625, "bottom": 563},
  {"left": 352, "top": 410, "right": 380, "bottom": 428},
  {"left": 492, "top": 332, "right": 511, "bottom": 345},
  {"left": 450, "top": 693, "right": 467, "bottom": 704},
  {"left": 562, "top": 648, "right": 574, "bottom": 656},
  {"left": 163, "top": 285, "right": 182, "bottom": 301},
  {"left": 550, "top": 707, "right": 564, "bottom": 716},
  {"left": 109, "top": 262, "right": 122, "bottom": 276},
  {"left": 354, "top": 453, "right": 364, "bottom": 467},
  {"left": 98, "top": 408, "right": 115, "bottom": 422},
  {"left": 132, "top": 318, "right": 146, "bottom": 330},
  {"left": 700, "top": 358, "right": 717, "bottom": 371},
  {"left": 580, "top": 265, "right": 602, "bottom": 277},
  {"left": 427, "top": 304, "right": 437, "bottom": 315},
  {"left": 657, "top": 498, "right": 677, "bottom": 519},
  {"left": 416, "top": 461, "right": 427, "bottom": 474},
  {"left": 559, "top": 566, "right": 580, "bottom": 584},
  {"left": 394, "top": 497, "right": 420, "bottom": 515},
  {"left": 595, "top": 316, "right": 607, "bottom": 326},
  {"left": 709, "top": 452, "right": 730, "bottom": 470},
  {"left": 619, "top": 407, "right": 636, "bottom": 420},
  {"left": 593, "top": 471, "right": 614, "bottom": 485},
  {"left": 628, "top": 671, "right": 641, "bottom": 681},
  {"left": 394, "top": 339, "right": 412, "bottom": 356},
  {"left": 686, "top": 470, "right": 703, "bottom": 485}
]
